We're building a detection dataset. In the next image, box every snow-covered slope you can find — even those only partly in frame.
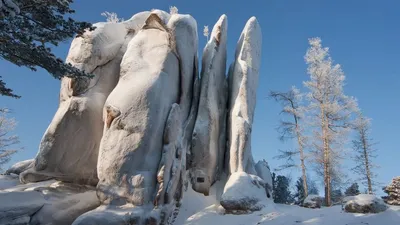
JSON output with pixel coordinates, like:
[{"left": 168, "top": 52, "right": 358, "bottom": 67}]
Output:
[{"left": 180, "top": 203, "right": 400, "bottom": 225}]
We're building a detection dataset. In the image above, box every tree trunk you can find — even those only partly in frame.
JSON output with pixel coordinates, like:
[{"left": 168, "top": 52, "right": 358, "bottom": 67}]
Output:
[
  {"left": 297, "top": 128, "right": 308, "bottom": 197},
  {"left": 321, "top": 104, "right": 331, "bottom": 206},
  {"left": 361, "top": 130, "right": 373, "bottom": 194}
]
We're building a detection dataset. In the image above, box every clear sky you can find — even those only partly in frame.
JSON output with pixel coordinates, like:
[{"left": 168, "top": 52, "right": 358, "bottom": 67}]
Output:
[{"left": 1, "top": 0, "right": 399, "bottom": 195}]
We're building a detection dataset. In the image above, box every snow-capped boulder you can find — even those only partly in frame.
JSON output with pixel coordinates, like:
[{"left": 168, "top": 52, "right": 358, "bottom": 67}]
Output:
[
  {"left": 5, "top": 159, "right": 33, "bottom": 175},
  {"left": 255, "top": 160, "right": 273, "bottom": 199},
  {"left": 343, "top": 194, "right": 388, "bottom": 214},
  {"left": 382, "top": 177, "right": 400, "bottom": 205},
  {"left": 220, "top": 172, "right": 269, "bottom": 213},
  {"left": 226, "top": 17, "right": 262, "bottom": 175},
  {"left": 303, "top": 195, "right": 322, "bottom": 209},
  {"left": 191, "top": 14, "right": 228, "bottom": 195}
]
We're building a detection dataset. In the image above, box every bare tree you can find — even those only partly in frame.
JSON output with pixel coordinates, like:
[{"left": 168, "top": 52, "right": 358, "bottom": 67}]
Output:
[
  {"left": 351, "top": 114, "right": 378, "bottom": 194},
  {"left": 101, "top": 11, "right": 123, "bottom": 23},
  {"left": 304, "top": 37, "right": 357, "bottom": 206},
  {"left": 270, "top": 86, "right": 309, "bottom": 197},
  {"left": 0, "top": 108, "right": 20, "bottom": 172}
]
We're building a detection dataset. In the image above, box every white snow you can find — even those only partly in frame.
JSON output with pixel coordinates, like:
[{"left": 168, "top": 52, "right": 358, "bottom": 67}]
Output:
[{"left": 179, "top": 203, "right": 400, "bottom": 225}]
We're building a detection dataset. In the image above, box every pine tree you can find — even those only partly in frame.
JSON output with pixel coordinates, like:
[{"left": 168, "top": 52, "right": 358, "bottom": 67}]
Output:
[
  {"left": 330, "top": 189, "right": 343, "bottom": 205},
  {"left": 304, "top": 37, "right": 357, "bottom": 206},
  {"left": 270, "top": 87, "right": 309, "bottom": 197},
  {"left": 0, "top": 0, "right": 93, "bottom": 98},
  {"left": 345, "top": 183, "right": 361, "bottom": 196},
  {"left": 273, "top": 174, "right": 292, "bottom": 204},
  {"left": 351, "top": 114, "right": 378, "bottom": 194},
  {"left": 294, "top": 176, "right": 319, "bottom": 204}
]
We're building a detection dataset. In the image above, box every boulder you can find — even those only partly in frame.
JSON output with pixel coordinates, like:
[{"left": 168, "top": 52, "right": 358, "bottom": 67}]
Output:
[
  {"left": 343, "top": 194, "right": 388, "bottom": 214},
  {"left": 255, "top": 160, "right": 273, "bottom": 199},
  {"left": 303, "top": 195, "right": 322, "bottom": 209},
  {"left": 226, "top": 17, "right": 262, "bottom": 175},
  {"left": 382, "top": 177, "right": 400, "bottom": 205},
  {"left": 191, "top": 14, "right": 228, "bottom": 195},
  {"left": 5, "top": 159, "right": 34, "bottom": 175},
  {"left": 220, "top": 172, "right": 269, "bottom": 213}
]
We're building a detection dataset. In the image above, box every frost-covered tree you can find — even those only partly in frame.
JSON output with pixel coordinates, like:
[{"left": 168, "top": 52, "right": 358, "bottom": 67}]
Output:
[
  {"left": 304, "top": 37, "right": 357, "bottom": 206},
  {"left": 351, "top": 114, "right": 378, "bottom": 194},
  {"left": 273, "top": 174, "right": 293, "bottom": 204},
  {"left": 169, "top": 6, "right": 178, "bottom": 15},
  {"left": 0, "top": 108, "right": 20, "bottom": 172},
  {"left": 101, "top": 11, "right": 123, "bottom": 23},
  {"left": 203, "top": 25, "right": 209, "bottom": 41},
  {"left": 0, "top": 0, "right": 93, "bottom": 98},
  {"left": 345, "top": 183, "right": 360, "bottom": 196},
  {"left": 271, "top": 86, "right": 309, "bottom": 196}
]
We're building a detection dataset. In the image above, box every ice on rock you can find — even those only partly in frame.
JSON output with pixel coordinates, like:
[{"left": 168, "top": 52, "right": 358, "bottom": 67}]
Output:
[
  {"left": 191, "top": 15, "right": 228, "bottom": 195},
  {"left": 303, "top": 195, "right": 322, "bottom": 209}
]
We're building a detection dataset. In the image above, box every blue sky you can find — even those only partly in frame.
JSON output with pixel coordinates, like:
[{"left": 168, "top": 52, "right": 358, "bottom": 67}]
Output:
[{"left": 1, "top": 0, "right": 399, "bottom": 195}]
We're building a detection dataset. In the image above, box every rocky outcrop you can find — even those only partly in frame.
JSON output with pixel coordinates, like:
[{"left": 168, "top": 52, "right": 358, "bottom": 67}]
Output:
[
  {"left": 303, "top": 195, "right": 322, "bottom": 208},
  {"left": 2, "top": 9, "right": 265, "bottom": 225},
  {"left": 382, "top": 177, "right": 400, "bottom": 205},
  {"left": 191, "top": 15, "right": 228, "bottom": 196},
  {"left": 343, "top": 194, "right": 388, "bottom": 214}
]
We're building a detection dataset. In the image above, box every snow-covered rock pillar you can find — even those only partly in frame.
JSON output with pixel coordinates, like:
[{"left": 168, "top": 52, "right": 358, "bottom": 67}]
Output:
[
  {"left": 190, "top": 15, "right": 228, "bottom": 196},
  {"left": 221, "top": 17, "right": 264, "bottom": 213}
]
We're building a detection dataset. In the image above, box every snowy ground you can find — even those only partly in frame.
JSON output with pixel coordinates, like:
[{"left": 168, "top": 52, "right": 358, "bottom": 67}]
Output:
[
  {"left": 2, "top": 175, "right": 399, "bottom": 225},
  {"left": 179, "top": 203, "right": 400, "bottom": 225}
]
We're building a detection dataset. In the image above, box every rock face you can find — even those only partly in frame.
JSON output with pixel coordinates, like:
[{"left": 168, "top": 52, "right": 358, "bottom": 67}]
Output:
[
  {"left": 343, "top": 194, "right": 388, "bottom": 214},
  {"left": 220, "top": 172, "right": 269, "bottom": 213},
  {"left": 382, "top": 177, "right": 400, "bottom": 205},
  {"left": 20, "top": 21, "right": 129, "bottom": 185},
  {"left": 303, "top": 195, "right": 322, "bottom": 209},
  {"left": 2, "top": 10, "right": 265, "bottom": 225},
  {"left": 191, "top": 15, "right": 228, "bottom": 195}
]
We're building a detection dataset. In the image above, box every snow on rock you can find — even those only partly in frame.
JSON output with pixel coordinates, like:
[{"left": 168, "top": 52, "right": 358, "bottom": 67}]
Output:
[
  {"left": 383, "top": 176, "right": 400, "bottom": 205},
  {"left": 191, "top": 14, "right": 228, "bottom": 196},
  {"left": 5, "top": 159, "right": 34, "bottom": 175},
  {"left": 220, "top": 172, "right": 270, "bottom": 213},
  {"left": 0, "top": 174, "right": 20, "bottom": 190},
  {"left": 19, "top": 20, "right": 135, "bottom": 186},
  {"left": 227, "top": 17, "right": 262, "bottom": 175},
  {"left": 303, "top": 195, "right": 322, "bottom": 209},
  {"left": 0, "top": 181, "right": 100, "bottom": 225},
  {"left": 343, "top": 194, "right": 388, "bottom": 214},
  {"left": 255, "top": 160, "right": 273, "bottom": 199}
]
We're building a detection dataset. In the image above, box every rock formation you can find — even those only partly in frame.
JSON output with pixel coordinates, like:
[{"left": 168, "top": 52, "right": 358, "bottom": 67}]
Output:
[
  {"left": 343, "top": 194, "right": 388, "bottom": 214},
  {"left": 1, "top": 9, "right": 269, "bottom": 225},
  {"left": 191, "top": 15, "right": 228, "bottom": 195},
  {"left": 382, "top": 177, "right": 400, "bottom": 205}
]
